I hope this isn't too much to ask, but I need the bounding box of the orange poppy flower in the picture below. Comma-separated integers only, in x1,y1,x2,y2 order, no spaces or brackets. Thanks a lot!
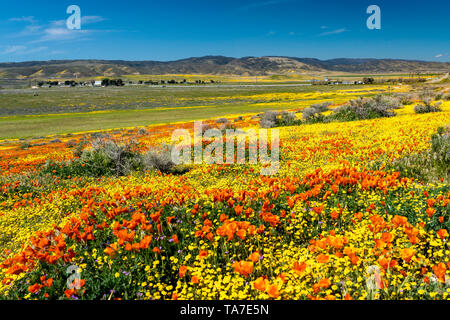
432,263,447,283
234,205,243,216
152,247,161,254
344,293,353,300
198,250,209,259
28,283,43,294
427,198,436,208
317,278,331,288
381,232,393,243
179,265,188,278
267,284,280,298
313,278,331,293
426,207,436,218
437,229,449,240
171,234,179,244
236,229,246,240
104,243,118,257
248,252,260,263
313,206,324,214
330,211,339,220
317,254,330,263
139,235,153,249
64,289,77,298
400,248,415,263
391,215,408,228
191,276,200,284
232,261,254,277
293,261,307,275
253,277,267,292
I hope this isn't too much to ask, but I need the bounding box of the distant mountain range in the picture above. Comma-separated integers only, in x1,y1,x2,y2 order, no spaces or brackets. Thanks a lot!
0,56,449,79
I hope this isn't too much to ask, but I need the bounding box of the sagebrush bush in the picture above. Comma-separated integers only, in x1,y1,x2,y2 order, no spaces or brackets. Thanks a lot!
396,93,415,105
215,118,229,124
329,95,399,122
385,126,449,183
42,138,142,177
19,142,31,150
142,145,175,174
279,111,299,126
83,138,142,176
302,102,332,123
310,102,333,113
302,107,324,122
42,137,192,177
430,126,450,173
218,122,236,134
65,140,77,148
418,88,436,101
259,111,279,128
137,128,148,135
72,139,88,158
259,110,300,128
414,101,442,114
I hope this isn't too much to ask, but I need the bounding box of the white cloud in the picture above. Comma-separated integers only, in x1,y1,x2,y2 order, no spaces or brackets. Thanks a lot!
49,19,66,27
3,45,27,54
27,46,48,54
50,50,66,55
9,16,36,23
8,15,106,43
2,45,47,55
435,54,443,58
32,28,92,43
318,28,348,37
82,16,106,25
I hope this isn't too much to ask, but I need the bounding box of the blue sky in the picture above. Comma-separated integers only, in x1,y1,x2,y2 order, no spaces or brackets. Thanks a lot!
0,0,449,62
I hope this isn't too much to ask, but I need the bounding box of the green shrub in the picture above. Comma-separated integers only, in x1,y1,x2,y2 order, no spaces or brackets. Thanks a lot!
137,128,149,135
260,110,301,128
328,95,399,122
142,145,175,174
41,135,194,178
396,93,415,105
302,102,332,123
19,142,31,150
142,144,190,175
42,138,142,177
414,101,442,114
385,126,449,183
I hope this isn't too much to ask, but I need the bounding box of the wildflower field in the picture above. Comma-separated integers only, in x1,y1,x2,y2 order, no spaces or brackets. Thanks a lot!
0,83,449,300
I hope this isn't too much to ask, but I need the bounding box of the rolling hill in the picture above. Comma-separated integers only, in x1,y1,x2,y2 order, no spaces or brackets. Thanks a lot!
0,56,449,79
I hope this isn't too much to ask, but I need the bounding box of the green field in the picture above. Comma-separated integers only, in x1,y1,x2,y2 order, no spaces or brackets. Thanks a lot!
0,85,314,116
0,84,391,140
